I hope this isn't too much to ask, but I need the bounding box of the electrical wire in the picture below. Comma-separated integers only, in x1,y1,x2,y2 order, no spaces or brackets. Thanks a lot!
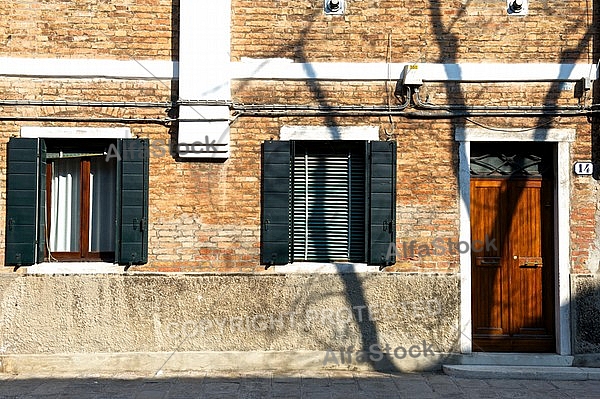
1,87,598,122
411,86,584,112
464,117,556,132
0,99,171,108
0,116,172,124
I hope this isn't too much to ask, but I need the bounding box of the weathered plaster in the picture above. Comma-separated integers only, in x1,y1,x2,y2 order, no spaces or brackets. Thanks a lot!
0,273,459,372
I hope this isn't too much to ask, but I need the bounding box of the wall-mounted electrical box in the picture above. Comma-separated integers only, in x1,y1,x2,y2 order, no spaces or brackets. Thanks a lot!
507,0,528,15
324,0,344,15
402,64,422,86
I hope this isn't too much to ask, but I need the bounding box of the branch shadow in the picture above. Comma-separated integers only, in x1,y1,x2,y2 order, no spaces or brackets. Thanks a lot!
283,9,397,372
427,0,592,354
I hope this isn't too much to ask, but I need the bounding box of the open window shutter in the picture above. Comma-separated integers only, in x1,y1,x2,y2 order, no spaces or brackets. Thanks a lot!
5,138,46,266
116,139,149,265
261,140,291,265
367,141,396,265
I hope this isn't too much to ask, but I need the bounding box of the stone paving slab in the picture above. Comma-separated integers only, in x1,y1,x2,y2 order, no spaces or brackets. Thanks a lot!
443,365,600,381
0,370,599,398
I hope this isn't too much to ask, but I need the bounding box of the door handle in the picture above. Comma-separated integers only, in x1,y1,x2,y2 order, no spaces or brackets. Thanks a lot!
516,256,543,268
520,262,540,268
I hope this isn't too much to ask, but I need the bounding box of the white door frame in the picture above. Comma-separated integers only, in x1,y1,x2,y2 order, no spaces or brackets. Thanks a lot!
455,127,574,355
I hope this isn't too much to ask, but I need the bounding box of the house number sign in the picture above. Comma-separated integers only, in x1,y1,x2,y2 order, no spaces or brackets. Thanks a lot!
573,161,594,175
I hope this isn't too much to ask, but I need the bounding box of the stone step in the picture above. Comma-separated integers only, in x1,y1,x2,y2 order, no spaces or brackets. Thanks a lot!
456,353,573,367
443,365,600,380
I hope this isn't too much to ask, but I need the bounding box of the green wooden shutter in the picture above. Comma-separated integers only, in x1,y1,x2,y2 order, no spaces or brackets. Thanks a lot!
261,140,291,265
116,139,149,265
367,141,397,266
5,138,46,266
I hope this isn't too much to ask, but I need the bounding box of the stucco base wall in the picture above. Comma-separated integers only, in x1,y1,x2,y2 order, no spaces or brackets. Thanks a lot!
0,273,460,373
0,351,462,374
572,275,600,356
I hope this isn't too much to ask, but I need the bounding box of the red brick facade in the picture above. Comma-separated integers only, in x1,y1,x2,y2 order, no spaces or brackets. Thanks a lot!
0,0,175,59
0,0,597,275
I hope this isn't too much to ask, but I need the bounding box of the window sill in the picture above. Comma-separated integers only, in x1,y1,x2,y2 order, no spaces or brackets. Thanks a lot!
25,262,126,275
269,262,380,274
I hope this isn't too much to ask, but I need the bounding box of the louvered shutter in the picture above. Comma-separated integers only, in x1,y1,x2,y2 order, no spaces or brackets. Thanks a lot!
5,138,46,266
293,152,349,261
368,140,397,265
261,139,395,266
261,140,291,265
292,144,365,262
116,139,149,265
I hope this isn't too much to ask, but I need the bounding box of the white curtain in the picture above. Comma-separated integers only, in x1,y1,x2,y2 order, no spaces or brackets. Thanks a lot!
49,156,117,254
89,157,116,252
49,159,81,252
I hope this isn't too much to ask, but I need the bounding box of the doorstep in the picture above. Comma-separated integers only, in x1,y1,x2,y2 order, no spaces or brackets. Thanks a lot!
442,353,600,380
454,353,574,367
443,364,600,380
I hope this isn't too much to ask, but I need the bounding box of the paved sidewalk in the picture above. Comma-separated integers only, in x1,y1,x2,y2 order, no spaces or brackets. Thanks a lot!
1,370,599,399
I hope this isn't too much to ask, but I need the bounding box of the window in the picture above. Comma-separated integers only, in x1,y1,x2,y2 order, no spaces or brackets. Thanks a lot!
5,138,149,266
45,139,117,261
261,140,396,266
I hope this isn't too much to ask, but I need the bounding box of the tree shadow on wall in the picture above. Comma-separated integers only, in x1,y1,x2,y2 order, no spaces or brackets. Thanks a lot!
572,276,600,364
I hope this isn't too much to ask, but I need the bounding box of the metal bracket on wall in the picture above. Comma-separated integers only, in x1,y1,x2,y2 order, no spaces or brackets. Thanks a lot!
507,0,528,15
324,0,344,15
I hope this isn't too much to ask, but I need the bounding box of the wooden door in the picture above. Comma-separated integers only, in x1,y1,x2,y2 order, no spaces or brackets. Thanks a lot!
471,177,555,352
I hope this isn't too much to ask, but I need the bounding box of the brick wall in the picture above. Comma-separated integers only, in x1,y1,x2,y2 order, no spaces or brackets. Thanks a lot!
0,0,598,275
2,79,590,274
0,0,176,60
231,0,592,63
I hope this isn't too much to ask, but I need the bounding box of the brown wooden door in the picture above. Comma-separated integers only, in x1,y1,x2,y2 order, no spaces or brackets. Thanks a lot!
471,178,555,352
